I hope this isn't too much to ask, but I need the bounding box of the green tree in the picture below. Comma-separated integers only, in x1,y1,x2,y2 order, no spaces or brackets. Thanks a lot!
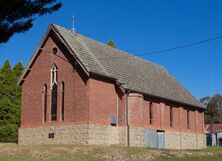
0,0,62,44
200,94,222,124
13,62,24,78
0,60,24,142
107,40,116,48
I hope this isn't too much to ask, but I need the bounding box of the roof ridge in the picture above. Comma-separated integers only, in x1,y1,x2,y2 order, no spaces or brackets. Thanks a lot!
53,24,164,69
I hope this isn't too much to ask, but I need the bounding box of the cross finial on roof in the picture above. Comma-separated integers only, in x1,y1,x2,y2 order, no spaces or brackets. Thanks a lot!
71,15,75,33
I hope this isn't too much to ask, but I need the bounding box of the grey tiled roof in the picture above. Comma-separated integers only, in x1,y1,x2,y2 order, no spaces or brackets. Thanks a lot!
53,24,204,109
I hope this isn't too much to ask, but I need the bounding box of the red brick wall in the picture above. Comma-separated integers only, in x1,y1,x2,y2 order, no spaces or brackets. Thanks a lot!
20,31,204,135
128,93,205,134
172,106,180,131
116,86,126,126
21,32,89,128
88,77,125,125
128,93,145,127
195,110,205,134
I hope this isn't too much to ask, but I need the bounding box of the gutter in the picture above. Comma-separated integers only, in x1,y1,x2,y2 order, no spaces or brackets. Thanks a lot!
89,72,117,81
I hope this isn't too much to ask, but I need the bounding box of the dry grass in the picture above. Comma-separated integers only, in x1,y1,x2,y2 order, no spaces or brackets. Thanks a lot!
0,143,221,161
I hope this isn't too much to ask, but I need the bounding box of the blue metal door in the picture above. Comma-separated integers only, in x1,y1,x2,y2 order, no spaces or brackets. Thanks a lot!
145,129,157,148
157,131,165,148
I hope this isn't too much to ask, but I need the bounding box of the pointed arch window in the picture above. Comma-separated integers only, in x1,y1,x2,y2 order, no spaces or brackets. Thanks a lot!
51,64,58,85
187,110,190,129
149,101,153,124
61,81,65,121
43,84,47,122
170,106,173,127
51,64,58,121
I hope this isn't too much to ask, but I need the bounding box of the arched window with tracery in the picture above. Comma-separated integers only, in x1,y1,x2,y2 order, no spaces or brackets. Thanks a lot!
51,64,58,121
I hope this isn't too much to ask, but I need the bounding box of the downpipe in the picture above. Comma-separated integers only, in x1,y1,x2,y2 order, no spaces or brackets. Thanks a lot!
126,90,130,147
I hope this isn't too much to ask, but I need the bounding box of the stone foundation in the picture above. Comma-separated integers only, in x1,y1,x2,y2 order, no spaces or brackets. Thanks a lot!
19,125,206,149
18,124,127,146
129,127,145,147
87,125,124,145
18,124,90,145
165,131,206,149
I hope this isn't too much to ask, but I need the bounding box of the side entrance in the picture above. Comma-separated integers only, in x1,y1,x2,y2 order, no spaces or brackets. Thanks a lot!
145,129,165,148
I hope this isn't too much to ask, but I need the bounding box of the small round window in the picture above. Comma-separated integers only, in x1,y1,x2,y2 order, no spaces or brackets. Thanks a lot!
52,47,58,55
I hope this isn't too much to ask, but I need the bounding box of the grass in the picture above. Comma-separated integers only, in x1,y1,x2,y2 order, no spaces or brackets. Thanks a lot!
0,156,101,161
154,155,222,161
0,144,221,161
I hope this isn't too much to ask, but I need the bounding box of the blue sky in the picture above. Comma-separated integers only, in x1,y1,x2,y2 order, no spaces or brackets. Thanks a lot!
0,0,222,99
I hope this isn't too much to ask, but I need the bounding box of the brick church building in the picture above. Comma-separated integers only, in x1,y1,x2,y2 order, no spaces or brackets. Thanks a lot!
18,24,206,149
